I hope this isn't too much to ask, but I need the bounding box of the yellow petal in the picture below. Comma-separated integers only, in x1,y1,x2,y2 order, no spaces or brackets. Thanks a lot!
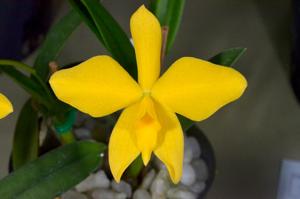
130,5,162,89
49,56,143,117
109,105,140,182
0,93,13,119
154,102,183,183
152,57,247,121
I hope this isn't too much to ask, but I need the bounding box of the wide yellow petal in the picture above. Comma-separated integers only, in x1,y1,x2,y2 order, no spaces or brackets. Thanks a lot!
154,101,183,183
130,5,162,89
49,56,143,117
109,104,140,182
0,93,13,119
152,57,247,121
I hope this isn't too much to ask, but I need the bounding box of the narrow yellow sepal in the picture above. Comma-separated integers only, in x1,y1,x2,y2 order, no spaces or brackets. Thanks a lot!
130,5,162,89
154,101,183,183
109,104,140,182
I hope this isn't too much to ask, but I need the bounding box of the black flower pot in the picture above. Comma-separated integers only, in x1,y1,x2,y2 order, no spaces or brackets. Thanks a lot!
187,125,216,199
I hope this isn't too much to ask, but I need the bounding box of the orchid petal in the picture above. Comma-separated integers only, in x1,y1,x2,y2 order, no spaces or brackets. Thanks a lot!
49,55,143,117
154,102,183,183
130,6,162,89
108,104,140,182
152,57,247,121
0,93,13,119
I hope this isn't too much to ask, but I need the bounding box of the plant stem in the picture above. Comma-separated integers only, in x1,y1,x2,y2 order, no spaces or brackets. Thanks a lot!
53,109,77,144
60,130,76,144
161,26,169,66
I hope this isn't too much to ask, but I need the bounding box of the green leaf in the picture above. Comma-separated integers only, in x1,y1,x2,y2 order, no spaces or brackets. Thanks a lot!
34,9,82,80
0,60,55,110
0,66,50,107
179,47,247,131
149,0,185,54
125,155,144,179
0,141,106,199
68,0,104,43
178,114,193,131
13,99,39,170
210,48,247,66
69,0,137,79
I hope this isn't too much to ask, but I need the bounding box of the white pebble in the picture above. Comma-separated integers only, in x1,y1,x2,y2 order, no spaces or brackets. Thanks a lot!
91,189,127,199
156,168,170,179
181,163,196,186
141,169,156,189
150,178,169,198
62,190,88,199
150,170,170,199
75,175,94,192
133,189,152,199
167,187,197,199
74,128,91,140
94,170,110,188
183,144,193,163
75,170,110,192
186,137,201,160
190,181,206,194
192,159,208,182
111,180,132,198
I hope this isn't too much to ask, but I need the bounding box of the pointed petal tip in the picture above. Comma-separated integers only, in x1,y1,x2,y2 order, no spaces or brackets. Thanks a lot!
8,103,13,114
241,73,248,91
141,151,152,165
170,175,181,184
49,71,59,90
132,4,158,27
166,160,182,184
136,5,149,13
132,4,159,26
231,68,248,99
163,163,182,184
112,174,121,183
7,100,13,114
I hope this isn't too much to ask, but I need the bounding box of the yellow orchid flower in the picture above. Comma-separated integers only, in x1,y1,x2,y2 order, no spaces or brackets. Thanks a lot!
49,5,247,183
0,93,13,119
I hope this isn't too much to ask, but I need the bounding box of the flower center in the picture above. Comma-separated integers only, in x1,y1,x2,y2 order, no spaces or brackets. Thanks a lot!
143,89,151,96
133,96,161,165
140,112,154,125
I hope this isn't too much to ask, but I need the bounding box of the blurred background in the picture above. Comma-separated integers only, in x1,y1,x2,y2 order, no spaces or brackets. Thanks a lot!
0,0,297,198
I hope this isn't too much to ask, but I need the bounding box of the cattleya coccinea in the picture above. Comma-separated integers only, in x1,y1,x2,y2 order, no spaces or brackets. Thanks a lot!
0,93,13,119
49,5,247,183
